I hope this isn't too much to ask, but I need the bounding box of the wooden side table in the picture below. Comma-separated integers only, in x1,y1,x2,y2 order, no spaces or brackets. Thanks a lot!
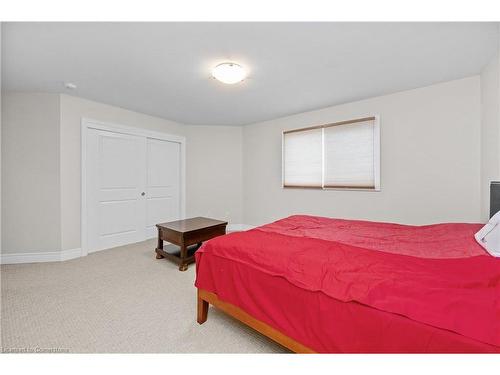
155,217,228,271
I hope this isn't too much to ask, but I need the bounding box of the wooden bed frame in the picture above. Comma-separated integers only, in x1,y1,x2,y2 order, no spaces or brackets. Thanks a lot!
197,288,315,353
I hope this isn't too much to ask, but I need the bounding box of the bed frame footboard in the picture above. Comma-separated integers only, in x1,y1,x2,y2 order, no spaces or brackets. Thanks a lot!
196,288,315,353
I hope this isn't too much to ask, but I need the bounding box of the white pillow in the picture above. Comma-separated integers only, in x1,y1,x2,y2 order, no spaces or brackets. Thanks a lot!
475,211,500,257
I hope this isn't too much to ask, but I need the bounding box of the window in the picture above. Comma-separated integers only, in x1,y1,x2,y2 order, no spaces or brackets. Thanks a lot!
282,116,380,190
282,128,323,188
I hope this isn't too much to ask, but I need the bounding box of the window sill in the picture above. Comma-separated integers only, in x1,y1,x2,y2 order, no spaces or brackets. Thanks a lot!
283,185,380,192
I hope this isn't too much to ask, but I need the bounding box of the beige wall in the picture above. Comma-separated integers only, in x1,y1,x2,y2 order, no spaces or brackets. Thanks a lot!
480,54,500,221
184,125,243,224
59,95,244,250
2,92,61,253
0,75,491,256
242,77,482,226
1,92,244,253
59,94,186,251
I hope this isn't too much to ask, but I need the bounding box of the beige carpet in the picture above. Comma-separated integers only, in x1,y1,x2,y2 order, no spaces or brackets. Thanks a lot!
1,239,287,353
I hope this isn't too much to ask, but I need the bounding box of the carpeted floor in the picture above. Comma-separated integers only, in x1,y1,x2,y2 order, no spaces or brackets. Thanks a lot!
1,239,287,353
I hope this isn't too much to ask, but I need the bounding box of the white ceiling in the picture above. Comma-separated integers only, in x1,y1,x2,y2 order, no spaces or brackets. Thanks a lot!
2,22,498,125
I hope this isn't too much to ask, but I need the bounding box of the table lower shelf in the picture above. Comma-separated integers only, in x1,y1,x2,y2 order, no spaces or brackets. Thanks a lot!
155,243,201,269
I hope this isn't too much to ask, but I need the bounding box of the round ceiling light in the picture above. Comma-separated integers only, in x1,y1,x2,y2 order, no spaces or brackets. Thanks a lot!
211,62,247,84
64,82,77,90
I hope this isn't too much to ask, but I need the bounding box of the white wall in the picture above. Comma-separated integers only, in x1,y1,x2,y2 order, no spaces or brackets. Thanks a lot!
1,93,61,253
59,94,187,251
1,92,244,255
59,95,245,250
480,54,500,221
479,27,500,221
0,75,491,259
184,125,243,224
243,77,482,226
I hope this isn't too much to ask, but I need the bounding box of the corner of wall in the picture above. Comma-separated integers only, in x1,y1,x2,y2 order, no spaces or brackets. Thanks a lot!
1,92,62,254
479,27,500,222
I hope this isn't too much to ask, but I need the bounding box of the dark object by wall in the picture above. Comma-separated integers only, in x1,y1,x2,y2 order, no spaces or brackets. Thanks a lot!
490,181,500,218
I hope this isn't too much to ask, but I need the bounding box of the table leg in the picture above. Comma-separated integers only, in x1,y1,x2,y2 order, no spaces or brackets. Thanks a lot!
179,243,188,271
155,228,164,259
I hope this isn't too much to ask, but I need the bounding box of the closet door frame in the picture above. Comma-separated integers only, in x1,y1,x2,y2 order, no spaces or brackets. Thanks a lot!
81,118,186,257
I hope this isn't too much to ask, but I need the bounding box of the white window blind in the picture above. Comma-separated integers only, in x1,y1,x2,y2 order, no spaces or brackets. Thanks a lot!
324,119,375,188
283,128,322,187
282,116,380,190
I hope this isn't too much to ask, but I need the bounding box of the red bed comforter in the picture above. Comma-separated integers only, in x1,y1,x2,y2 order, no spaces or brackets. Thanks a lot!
195,215,500,351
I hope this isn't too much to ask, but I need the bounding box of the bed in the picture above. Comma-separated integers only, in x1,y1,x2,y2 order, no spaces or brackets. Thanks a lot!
194,215,500,353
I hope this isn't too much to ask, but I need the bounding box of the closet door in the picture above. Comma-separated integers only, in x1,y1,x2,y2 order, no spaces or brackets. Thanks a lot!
87,129,147,252
145,138,181,238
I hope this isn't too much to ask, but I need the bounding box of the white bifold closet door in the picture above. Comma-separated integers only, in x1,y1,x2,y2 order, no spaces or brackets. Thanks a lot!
145,138,181,238
86,129,181,253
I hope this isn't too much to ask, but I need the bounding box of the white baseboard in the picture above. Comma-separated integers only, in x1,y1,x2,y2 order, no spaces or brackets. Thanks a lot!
60,248,83,261
1,223,255,265
1,248,82,265
227,223,256,232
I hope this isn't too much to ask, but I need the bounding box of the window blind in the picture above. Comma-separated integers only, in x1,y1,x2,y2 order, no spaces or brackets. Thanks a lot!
324,119,375,188
282,116,379,190
283,128,322,187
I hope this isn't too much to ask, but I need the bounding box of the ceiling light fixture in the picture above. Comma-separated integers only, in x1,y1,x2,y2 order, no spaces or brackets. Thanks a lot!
64,82,77,90
211,62,247,84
